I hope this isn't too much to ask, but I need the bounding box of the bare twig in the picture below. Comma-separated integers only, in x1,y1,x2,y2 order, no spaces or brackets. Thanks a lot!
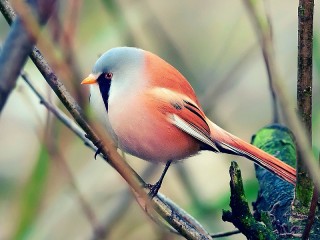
211,229,241,238
21,72,98,153
262,0,279,123
242,1,279,124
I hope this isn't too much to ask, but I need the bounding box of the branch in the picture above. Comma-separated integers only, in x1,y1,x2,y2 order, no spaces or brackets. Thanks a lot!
252,124,295,234
0,0,56,112
222,162,276,239
296,0,314,207
297,0,313,139
296,1,316,238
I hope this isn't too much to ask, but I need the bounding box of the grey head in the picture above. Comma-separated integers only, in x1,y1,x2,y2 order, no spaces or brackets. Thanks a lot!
92,47,145,76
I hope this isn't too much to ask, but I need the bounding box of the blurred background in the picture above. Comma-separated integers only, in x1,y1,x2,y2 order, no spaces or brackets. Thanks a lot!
0,0,319,239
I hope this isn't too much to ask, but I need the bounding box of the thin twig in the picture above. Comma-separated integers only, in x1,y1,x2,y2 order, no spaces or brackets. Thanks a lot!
262,0,279,123
21,71,98,153
173,228,241,238
302,185,318,239
211,229,241,238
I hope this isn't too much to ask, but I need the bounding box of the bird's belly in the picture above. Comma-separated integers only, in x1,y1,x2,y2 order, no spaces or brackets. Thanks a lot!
108,100,200,163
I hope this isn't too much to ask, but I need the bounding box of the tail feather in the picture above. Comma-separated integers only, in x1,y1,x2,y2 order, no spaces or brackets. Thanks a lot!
208,120,296,185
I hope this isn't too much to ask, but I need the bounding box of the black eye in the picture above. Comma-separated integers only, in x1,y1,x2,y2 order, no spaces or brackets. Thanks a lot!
105,72,113,80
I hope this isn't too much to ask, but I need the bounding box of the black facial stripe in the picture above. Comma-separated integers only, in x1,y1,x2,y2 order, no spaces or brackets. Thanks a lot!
97,74,111,112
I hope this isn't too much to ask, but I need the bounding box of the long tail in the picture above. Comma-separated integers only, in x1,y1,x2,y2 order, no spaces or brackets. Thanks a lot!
207,120,296,185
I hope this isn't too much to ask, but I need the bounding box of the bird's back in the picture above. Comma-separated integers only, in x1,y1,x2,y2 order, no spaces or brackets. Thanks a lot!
143,51,201,107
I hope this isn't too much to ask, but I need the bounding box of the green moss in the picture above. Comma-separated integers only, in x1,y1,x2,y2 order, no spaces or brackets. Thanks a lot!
295,182,314,214
298,5,305,16
252,125,296,168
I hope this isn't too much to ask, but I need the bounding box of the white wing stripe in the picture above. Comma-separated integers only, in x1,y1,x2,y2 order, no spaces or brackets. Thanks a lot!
168,114,219,152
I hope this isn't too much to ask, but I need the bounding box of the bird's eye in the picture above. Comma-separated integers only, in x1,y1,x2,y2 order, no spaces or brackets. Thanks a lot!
105,72,113,80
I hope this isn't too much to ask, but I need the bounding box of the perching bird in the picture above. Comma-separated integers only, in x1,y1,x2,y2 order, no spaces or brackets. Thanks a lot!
82,47,296,196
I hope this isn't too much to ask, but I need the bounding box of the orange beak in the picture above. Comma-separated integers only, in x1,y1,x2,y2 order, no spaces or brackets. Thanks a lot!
81,74,98,85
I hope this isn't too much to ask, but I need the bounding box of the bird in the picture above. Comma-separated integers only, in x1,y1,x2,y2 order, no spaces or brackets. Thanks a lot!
81,47,296,196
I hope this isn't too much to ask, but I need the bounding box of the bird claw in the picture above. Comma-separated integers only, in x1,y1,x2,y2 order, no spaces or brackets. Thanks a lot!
94,147,101,159
146,160,172,198
146,181,161,198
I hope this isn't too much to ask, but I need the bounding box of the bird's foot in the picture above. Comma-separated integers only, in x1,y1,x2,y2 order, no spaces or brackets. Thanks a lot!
145,160,172,198
94,147,101,159
146,181,162,198
94,146,107,160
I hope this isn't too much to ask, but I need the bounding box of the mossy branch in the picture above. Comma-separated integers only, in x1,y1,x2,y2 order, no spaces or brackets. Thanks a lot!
222,161,276,240
252,125,297,236
296,0,314,207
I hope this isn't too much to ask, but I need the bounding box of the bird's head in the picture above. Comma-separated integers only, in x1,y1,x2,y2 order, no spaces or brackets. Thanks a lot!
81,47,145,96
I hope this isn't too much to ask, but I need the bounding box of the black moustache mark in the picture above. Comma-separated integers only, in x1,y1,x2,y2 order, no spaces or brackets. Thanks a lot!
97,74,111,112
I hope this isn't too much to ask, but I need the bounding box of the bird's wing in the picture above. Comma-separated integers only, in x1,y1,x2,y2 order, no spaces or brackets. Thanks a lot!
148,87,219,152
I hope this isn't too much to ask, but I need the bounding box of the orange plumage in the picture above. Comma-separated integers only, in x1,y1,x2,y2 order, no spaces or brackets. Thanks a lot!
82,47,296,188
